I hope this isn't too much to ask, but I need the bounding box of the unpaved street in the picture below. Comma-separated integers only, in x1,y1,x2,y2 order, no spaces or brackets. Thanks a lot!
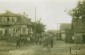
8,41,85,55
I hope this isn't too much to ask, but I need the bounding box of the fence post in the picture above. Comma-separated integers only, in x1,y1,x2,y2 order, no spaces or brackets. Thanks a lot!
70,47,71,54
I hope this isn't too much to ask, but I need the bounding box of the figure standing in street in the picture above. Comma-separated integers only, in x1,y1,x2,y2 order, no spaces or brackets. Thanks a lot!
16,38,21,48
50,36,53,48
49,34,54,48
42,33,54,48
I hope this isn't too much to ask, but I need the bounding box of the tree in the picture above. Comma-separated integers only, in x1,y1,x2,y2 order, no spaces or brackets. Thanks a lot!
69,0,85,23
32,22,45,34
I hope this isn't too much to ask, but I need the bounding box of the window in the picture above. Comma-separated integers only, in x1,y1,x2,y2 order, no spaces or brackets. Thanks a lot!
9,28,13,34
0,28,5,35
22,28,26,34
21,25,27,27
13,17,17,22
7,17,9,22
5,29,9,34
13,29,16,33
2,17,7,22
26,29,28,34
9,17,12,22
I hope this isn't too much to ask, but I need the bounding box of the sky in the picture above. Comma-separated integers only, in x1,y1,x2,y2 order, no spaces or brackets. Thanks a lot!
0,0,79,30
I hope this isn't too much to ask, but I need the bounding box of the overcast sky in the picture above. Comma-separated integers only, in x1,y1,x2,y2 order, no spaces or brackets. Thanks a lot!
0,0,79,30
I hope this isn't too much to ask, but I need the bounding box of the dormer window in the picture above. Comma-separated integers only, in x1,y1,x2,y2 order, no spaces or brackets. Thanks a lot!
1,17,17,23
13,17,17,22
7,17,9,22
9,17,12,22
2,17,7,22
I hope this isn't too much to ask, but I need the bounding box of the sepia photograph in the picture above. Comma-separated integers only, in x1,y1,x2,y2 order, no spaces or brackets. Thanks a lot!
0,0,85,55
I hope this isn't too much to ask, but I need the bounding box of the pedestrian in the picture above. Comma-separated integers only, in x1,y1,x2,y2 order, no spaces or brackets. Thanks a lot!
39,37,42,45
42,37,48,47
49,34,53,48
50,37,53,48
16,38,21,48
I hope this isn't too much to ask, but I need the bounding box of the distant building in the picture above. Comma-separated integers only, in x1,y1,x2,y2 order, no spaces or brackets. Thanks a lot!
0,10,32,41
60,23,71,40
65,28,74,43
47,30,61,39
47,30,57,37
60,23,73,43
60,23,71,31
55,30,61,40
72,18,85,43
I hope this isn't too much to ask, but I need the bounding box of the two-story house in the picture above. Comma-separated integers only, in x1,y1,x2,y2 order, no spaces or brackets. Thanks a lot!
0,10,32,41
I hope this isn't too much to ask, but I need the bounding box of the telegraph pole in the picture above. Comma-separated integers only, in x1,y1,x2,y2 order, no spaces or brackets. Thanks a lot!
57,23,59,40
57,22,60,40
34,7,37,43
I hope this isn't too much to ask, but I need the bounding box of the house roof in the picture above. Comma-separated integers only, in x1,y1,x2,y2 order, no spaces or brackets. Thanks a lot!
14,14,31,25
0,11,18,17
72,18,85,33
0,11,31,25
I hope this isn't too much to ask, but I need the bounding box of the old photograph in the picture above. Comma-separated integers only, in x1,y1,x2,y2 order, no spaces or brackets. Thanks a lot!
0,0,84,55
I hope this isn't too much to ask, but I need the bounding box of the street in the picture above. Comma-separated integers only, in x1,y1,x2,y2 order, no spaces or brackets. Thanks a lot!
0,40,85,55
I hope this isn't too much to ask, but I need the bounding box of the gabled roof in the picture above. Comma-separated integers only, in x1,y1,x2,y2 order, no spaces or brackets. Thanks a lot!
0,11,18,17
14,14,31,25
0,10,31,25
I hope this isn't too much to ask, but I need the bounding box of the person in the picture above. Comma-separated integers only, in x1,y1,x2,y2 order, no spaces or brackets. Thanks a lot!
49,34,53,48
42,33,54,48
16,38,21,48
50,37,53,48
42,36,48,47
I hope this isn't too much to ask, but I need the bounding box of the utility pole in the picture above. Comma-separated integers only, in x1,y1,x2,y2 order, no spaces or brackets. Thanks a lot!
57,22,60,40
57,23,59,40
34,7,37,43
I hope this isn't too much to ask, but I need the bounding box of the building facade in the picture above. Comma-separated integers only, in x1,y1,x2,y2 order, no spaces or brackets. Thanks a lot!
60,23,71,40
0,11,32,41
60,23,73,43
72,18,85,43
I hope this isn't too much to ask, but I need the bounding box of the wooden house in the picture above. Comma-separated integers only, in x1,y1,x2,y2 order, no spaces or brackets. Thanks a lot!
0,10,32,41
